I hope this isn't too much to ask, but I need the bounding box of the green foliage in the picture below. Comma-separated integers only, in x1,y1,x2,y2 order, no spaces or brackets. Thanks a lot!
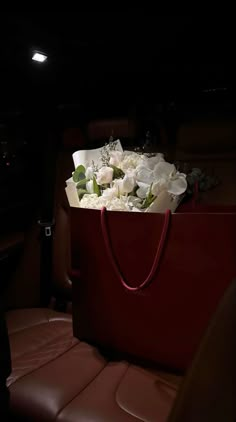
109,165,125,179
72,165,86,183
76,178,89,189
93,176,101,196
141,184,156,209
76,188,88,199
186,168,219,195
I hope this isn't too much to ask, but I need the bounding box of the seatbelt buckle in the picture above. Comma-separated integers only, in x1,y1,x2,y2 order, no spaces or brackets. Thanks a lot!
38,220,55,237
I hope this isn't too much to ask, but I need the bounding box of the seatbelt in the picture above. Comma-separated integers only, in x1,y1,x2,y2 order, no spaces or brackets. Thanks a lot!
38,129,58,307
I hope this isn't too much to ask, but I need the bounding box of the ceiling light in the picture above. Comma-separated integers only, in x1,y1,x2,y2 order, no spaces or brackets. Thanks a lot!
32,52,47,63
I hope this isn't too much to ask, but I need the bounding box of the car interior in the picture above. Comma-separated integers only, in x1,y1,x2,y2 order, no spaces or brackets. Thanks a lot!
1,12,236,421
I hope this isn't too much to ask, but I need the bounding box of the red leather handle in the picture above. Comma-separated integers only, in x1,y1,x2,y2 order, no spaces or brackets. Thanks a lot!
101,208,171,291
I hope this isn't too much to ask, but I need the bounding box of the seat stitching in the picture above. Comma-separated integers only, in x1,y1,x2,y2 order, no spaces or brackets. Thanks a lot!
114,364,147,421
9,325,75,361
53,360,109,421
9,340,80,387
55,362,145,422
10,337,77,370
115,365,178,421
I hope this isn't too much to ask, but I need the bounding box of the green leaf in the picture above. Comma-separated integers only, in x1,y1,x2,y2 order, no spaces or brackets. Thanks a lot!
93,176,101,196
76,178,89,189
141,184,156,209
141,195,156,209
109,165,125,179
77,188,88,199
72,165,86,182
75,164,86,174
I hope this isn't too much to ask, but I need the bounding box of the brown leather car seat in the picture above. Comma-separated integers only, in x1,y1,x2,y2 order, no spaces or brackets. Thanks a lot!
175,117,236,204
7,307,181,421
6,277,236,421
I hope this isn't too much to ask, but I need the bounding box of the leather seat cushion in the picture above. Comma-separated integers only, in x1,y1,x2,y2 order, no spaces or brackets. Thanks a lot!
7,308,181,421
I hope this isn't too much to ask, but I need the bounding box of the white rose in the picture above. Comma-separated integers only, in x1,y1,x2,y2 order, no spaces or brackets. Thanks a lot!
96,166,114,185
122,174,136,194
112,175,135,195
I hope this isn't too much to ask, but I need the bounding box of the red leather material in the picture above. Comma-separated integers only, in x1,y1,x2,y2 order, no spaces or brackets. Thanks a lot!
57,364,178,422
71,208,236,370
7,309,180,421
7,308,71,335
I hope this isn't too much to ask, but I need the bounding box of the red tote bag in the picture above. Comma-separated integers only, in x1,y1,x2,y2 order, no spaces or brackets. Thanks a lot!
70,207,236,371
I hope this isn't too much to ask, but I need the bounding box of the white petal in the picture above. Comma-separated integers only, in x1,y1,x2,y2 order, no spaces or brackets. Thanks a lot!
85,166,94,179
136,166,154,184
109,151,123,166
151,179,168,196
86,180,94,194
136,182,150,199
153,162,176,179
142,154,165,170
122,175,136,194
167,176,187,195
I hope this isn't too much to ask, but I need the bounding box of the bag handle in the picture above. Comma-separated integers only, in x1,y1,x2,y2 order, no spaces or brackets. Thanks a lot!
101,207,171,291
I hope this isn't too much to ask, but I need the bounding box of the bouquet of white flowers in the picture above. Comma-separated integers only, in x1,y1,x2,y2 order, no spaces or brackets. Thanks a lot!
65,139,188,213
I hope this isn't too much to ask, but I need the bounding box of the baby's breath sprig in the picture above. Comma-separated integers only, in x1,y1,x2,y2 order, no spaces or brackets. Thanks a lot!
100,138,119,166
91,160,99,172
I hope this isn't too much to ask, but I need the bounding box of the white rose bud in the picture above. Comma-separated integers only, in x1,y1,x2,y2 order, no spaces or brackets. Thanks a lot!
86,180,94,194
85,166,94,180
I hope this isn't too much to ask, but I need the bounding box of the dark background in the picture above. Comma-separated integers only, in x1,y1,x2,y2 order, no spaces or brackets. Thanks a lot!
0,12,235,233
0,12,235,112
